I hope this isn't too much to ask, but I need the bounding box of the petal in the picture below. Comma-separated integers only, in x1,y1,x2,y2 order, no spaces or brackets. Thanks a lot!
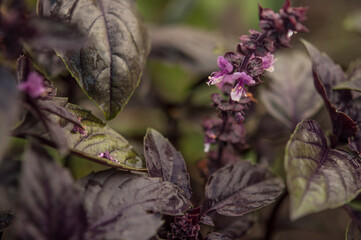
204,143,211,153
230,83,246,102
261,53,276,71
233,72,255,85
217,56,233,73
207,75,223,86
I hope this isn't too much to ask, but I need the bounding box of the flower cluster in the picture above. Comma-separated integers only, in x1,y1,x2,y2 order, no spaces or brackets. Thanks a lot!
169,208,201,240
202,0,307,174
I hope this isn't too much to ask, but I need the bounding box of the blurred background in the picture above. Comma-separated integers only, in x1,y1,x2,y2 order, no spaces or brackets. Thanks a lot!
6,0,361,239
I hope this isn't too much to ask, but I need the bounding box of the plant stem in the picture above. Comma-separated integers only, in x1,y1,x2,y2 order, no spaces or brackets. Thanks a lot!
240,31,268,70
264,191,288,240
215,113,229,166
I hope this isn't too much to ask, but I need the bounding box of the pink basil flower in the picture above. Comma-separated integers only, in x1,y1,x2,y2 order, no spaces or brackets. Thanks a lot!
230,72,255,102
207,56,234,86
261,53,276,72
18,71,46,98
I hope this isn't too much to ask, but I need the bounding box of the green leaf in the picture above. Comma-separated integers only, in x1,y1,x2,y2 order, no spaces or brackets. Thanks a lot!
0,67,18,164
285,120,361,220
15,98,146,171
51,0,150,120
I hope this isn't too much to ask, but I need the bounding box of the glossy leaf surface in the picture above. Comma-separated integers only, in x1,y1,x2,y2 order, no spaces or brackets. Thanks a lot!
52,0,150,120
285,120,361,220
144,128,192,199
203,161,284,216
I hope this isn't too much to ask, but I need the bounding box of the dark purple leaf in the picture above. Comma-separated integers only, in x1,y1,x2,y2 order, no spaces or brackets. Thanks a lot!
26,97,69,155
35,99,82,127
203,161,284,216
302,40,348,102
78,169,192,217
86,208,163,240
0,213,13,232
350,131,361,157
204,232,231,240
0,156,21,188
16,55,31,84
0,67,18,164
51,0,150,120
16,144,87,240
302,40,354,107
302,40,357,141
0,157,20,219
343,97,361,125
260,51,323,129
144,128,192,199
77,169,192,240
200,215,214,226
285,120,361,220
209,213,256,239
37,0,58,17
313,71,357,142
302,40,353,104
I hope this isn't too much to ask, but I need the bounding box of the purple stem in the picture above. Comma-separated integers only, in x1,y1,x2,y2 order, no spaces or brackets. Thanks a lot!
213,31,268,166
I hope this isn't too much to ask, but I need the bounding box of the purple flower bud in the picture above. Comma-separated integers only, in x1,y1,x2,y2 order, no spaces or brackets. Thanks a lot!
261,52,276,72
235,112,245,123
18,71,46,98
258,0,308,48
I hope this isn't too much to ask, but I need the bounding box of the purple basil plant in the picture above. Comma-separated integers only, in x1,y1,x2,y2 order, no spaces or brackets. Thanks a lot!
1,0,361,240
202,0,308,175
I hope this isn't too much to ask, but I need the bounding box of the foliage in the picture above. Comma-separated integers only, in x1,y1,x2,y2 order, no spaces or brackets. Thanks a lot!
0,0,361,240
